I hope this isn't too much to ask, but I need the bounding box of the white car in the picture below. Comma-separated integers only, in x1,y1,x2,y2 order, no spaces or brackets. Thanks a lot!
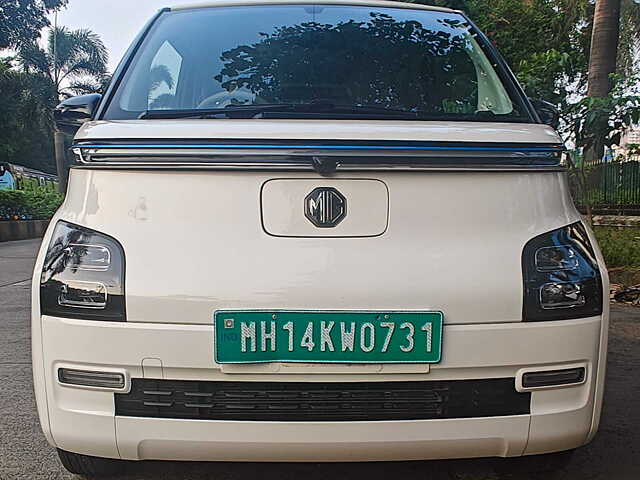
33,0,608,477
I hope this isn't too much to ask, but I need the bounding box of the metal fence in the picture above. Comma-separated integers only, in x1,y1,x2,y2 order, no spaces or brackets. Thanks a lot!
572,155,640,215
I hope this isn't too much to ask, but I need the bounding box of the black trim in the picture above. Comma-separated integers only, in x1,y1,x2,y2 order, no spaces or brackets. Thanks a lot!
40,220,127,322
522,367,586,388
115,378,531,422
521,222,603,322
304,187,347,227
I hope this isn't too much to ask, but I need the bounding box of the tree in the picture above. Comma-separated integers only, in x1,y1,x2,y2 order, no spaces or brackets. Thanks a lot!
18,26,109,100
0,0,67,49
0,59,57,173
16,26,109,192
406,0,594,105
588,0,622,97
215,14,477,113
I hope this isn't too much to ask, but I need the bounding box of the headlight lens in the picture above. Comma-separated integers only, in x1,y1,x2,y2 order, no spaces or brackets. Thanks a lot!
40,221,126,321
522,222,603,321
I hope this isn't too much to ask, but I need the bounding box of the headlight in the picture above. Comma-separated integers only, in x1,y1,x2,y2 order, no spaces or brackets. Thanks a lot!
40,221,126,321
522,222,603,321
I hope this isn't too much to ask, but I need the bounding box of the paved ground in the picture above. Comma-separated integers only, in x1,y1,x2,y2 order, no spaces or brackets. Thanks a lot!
0,238,638,480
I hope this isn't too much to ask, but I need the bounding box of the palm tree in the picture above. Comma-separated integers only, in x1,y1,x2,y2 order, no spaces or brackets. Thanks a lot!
17,26,108,193
587,0,622,97
18,26,108,100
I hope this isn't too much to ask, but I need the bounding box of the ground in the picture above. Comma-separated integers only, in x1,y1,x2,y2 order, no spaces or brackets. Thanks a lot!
0,238,638,480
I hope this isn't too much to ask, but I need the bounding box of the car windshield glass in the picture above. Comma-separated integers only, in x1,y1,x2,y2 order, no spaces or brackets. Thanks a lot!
104,4,530,122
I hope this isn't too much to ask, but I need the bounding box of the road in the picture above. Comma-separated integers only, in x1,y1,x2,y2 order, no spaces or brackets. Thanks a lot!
0,238,638,480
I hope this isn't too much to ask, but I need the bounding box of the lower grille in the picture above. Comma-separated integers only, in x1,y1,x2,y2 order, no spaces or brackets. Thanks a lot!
115,378,530,422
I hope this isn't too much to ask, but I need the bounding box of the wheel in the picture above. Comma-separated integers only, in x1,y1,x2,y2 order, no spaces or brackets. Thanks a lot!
57,449,125,478
494,449,575,475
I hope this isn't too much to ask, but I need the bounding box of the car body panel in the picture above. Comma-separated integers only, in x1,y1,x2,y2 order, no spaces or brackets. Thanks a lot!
56,167,579,326
31,0,608,465
75,120,561,145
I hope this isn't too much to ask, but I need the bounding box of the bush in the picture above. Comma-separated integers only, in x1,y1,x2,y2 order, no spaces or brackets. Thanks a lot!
0,188,63,220
593,227,640,268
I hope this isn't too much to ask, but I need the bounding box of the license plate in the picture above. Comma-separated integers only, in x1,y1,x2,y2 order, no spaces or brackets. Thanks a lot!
214,310,443,364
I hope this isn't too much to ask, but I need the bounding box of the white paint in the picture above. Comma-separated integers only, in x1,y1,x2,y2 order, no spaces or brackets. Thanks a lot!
260,321,276,352
33,314,605,461
380,322,395,353
422,323,433,353
77,120,561,145
360,323,375,352
400,322,414,353
53,168,582,326
30,17,609,459
262,179,388,238
300,322,315,352
282,322,294,352
240,322,256,353
340,322,356,352
320,321,335,352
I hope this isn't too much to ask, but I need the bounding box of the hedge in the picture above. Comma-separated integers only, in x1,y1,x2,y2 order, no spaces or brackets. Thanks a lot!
0,188,63,221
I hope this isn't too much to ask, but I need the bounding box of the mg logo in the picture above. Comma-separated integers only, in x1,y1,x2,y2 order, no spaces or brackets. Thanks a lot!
304,187,347,228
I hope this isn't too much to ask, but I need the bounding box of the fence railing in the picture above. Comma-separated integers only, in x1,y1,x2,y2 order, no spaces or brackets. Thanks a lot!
572,155,640,215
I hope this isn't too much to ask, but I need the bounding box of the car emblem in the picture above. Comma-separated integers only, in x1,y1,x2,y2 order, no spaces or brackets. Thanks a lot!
304,187,347,228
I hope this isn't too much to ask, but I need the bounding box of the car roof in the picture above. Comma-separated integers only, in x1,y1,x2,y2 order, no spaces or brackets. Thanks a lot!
170,0,456,14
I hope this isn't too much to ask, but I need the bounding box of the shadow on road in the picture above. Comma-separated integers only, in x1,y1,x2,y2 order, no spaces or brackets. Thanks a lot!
108,457,566,480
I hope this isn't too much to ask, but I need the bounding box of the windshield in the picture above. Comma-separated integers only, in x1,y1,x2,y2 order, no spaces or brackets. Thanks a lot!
103,4,530,122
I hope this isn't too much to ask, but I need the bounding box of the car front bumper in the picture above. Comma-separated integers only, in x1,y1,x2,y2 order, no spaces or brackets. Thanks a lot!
33,313,606,462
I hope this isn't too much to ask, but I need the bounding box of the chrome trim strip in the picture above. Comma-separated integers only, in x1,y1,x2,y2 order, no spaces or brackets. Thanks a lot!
73,163,566,172
76,143,561,152
77,150,560,160
71,142,565,170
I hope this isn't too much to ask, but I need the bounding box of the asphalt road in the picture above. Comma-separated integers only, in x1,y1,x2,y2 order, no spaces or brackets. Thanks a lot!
0,238,638,480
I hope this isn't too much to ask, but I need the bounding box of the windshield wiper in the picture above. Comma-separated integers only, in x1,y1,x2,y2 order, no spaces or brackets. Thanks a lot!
138,102,423,120
138,103,527,122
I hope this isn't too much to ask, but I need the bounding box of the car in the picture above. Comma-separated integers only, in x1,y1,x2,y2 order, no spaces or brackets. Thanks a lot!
33,0,609,477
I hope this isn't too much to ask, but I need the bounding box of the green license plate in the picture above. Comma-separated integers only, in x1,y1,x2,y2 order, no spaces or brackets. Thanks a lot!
214,310,443,364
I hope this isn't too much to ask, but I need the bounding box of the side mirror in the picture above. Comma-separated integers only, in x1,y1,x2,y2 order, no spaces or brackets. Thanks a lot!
54,94,102,135
529,98,560,130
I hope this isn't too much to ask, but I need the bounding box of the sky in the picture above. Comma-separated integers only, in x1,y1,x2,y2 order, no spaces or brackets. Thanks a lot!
48,0,200,72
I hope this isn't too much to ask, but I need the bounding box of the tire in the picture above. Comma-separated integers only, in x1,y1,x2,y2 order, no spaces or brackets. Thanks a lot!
57,449,125,478
494,449,575,475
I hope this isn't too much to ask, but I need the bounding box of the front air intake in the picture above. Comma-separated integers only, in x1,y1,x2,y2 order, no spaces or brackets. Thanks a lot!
115,378,530,422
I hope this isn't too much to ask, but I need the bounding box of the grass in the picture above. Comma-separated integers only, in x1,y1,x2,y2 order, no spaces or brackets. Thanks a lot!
593,226,640,268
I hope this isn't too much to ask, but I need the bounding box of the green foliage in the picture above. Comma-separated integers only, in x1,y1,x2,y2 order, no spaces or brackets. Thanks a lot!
18,26,109,98
407,1,637,110
0,188,63,220
618,0,640,79
1,23,109,177
0,59,57,173
215,13,478,112
594,227,640,268
516,50,573,106
407,0,594,105
0,0,67,49
69,73,112,96
566,74,640,156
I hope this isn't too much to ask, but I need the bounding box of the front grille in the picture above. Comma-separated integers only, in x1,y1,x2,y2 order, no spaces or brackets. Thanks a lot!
115,378,530,422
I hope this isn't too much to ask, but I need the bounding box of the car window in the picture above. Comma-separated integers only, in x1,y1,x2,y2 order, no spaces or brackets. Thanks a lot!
105,4,528,122
148,41,183,110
